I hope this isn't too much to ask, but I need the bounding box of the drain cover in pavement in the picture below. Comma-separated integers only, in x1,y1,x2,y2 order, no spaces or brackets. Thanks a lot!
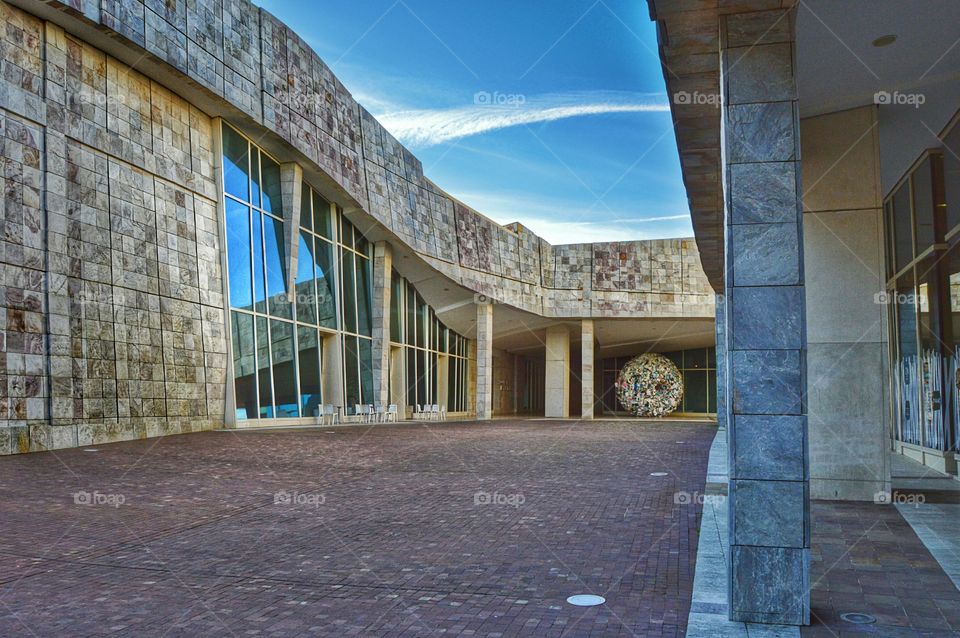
840,612,876,625
650,472,669,477
566,595,605,606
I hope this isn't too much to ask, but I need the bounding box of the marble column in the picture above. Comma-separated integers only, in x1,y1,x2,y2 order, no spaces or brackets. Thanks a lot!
545,325,570,418
475,302,493,420
371,241,392,409
581,320,595,420
722,8,809,625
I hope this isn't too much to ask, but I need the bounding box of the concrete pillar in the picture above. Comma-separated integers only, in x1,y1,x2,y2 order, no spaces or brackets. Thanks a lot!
721,8,809,625
475,302,493,420
581,320,595,420
371,241,392,408
545,325,570,418
800,107,891,501
322,333,343,410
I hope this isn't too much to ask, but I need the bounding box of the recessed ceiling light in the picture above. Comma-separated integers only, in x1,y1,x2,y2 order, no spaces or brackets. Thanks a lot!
872,34,897,47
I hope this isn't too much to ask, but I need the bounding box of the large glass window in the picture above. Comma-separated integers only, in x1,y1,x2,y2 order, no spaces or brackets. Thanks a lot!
222,122,377,420
222,122,465,421
390,270,471,412
884,149,954,452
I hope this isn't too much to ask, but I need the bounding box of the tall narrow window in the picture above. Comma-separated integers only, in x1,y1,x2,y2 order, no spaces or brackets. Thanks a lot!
355,254,372,336
225,200,252,310
232,311,256,419
256,316,273,418
298,325,322,417
296,231,319,325
222,125,250,201
271,320,298,417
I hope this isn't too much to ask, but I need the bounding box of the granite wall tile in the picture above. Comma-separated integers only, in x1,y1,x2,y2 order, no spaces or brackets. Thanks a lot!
726,43,795,105
729,162,798,224
731,415,806,481
731,222,800,286
730,349,803,415
731,479,806,547
730,286,804,350
726,102,796,164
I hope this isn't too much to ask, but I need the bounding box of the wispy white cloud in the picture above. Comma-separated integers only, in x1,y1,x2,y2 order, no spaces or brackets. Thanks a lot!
448,189,692,244
508,216,693,245
376,91,670,147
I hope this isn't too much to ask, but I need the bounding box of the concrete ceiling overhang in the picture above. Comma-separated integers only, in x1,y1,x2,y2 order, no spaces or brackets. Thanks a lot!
646,0,798,293
650,0,960,292
492,317,716,357
795,0,960,194
795,1,960,120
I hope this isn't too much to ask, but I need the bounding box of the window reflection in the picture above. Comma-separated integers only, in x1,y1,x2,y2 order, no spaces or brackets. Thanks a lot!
298,325,322,417
885,149,953,452
232,311,256,419
271,320,298,417
222,122,453,421
263,215,291,318
222,124,249,202
226,200,252,310
390,270,471,412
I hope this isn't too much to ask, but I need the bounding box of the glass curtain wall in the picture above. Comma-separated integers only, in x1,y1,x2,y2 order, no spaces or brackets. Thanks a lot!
885,144,958,452
389,269,471,412
222,121,373,420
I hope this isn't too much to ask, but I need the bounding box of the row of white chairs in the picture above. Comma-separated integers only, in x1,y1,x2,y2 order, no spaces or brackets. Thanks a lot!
413,404,447,421
354,404,400,424
315,403,444,425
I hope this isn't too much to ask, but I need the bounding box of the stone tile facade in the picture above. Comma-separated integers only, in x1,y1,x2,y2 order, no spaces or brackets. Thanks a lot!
0,1,226,453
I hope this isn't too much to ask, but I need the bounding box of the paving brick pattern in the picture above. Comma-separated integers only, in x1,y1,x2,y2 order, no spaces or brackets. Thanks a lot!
0,420,715,637
803,501,960,637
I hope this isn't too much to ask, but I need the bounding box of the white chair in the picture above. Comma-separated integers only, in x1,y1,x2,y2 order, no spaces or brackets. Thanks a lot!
386,404,398,422
439,405,447,421
374,404,385,423
430,404,440,420
323,404,339,425
354,404,365,423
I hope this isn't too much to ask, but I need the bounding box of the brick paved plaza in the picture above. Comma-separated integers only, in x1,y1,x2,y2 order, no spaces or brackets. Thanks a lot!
0,420,716,637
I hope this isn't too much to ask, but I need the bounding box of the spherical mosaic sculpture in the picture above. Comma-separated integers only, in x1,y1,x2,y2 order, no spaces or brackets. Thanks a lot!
616,353,683,417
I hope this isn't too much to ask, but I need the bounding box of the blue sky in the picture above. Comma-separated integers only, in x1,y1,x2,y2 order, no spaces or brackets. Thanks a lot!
256,0,691,244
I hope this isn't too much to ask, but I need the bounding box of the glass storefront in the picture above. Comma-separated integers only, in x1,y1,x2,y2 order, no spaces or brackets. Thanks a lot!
389,270,470,412
885,137,959,453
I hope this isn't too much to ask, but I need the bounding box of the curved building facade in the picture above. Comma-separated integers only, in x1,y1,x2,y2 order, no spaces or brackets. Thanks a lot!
0,0,714,454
